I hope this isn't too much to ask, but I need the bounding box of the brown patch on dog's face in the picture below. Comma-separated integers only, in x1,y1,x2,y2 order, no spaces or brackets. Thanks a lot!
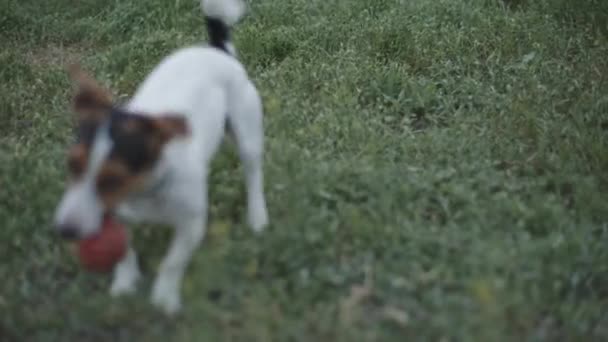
107,113,188,171
66,143,89,181
92,111,189,207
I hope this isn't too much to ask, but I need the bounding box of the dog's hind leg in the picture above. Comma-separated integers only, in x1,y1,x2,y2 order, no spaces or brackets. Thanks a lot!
228,82,269,232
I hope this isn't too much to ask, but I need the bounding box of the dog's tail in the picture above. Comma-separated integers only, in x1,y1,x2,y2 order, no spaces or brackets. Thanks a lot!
201,0,245,56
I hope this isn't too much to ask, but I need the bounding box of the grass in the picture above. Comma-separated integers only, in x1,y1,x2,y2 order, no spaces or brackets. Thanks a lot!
1,0,608,340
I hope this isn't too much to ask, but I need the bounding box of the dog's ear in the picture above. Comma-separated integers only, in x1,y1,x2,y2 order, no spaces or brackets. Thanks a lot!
151,115,190,143
67,63,112,120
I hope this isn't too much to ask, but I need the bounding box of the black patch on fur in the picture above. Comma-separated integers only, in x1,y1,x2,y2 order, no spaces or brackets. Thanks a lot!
107,109,158,173
206,16,231,53
75,120,98,145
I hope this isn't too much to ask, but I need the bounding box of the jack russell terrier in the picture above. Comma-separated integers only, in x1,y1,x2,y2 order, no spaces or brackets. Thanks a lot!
53,0,268,314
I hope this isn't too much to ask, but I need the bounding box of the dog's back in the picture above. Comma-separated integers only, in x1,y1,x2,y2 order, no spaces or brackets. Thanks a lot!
126,46,246,124
125,0,256,158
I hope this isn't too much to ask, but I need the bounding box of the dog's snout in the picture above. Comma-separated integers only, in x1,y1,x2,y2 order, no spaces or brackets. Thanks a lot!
56,224,80,240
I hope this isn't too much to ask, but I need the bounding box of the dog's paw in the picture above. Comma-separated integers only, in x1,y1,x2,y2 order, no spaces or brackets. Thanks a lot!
110,273,140,297
110,260,140,296
151,280,181,315
110,273,139,296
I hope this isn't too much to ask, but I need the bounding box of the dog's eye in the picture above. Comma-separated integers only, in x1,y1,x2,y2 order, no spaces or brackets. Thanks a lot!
67,157,84,176
67,146,87,177
97,174,124,193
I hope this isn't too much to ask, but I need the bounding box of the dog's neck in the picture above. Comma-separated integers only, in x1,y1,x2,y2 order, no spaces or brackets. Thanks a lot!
129,161,172,200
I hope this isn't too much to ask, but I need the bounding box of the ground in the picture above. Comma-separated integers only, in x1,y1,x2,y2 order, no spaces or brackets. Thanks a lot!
1,0,607,340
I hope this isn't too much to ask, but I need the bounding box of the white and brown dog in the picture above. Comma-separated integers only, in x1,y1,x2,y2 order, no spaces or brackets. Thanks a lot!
53,0,268,314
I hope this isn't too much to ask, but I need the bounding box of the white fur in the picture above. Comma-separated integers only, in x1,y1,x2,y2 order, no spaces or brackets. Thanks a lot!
202,0,245,25
54,0,268,315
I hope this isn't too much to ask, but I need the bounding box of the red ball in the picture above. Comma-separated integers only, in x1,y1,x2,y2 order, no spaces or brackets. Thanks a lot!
78,216,127,273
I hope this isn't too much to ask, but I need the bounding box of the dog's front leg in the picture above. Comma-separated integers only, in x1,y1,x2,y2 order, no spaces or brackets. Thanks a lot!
110,247,141,296
151,215,206,314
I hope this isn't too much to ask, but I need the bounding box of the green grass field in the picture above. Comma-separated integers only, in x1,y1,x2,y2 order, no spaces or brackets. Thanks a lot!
1,0,608,340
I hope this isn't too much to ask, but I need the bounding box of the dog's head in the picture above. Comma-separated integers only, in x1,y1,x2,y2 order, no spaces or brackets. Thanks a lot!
53,65,189,239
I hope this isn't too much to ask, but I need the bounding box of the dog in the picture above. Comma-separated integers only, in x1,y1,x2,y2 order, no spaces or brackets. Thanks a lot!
53,0,268,314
